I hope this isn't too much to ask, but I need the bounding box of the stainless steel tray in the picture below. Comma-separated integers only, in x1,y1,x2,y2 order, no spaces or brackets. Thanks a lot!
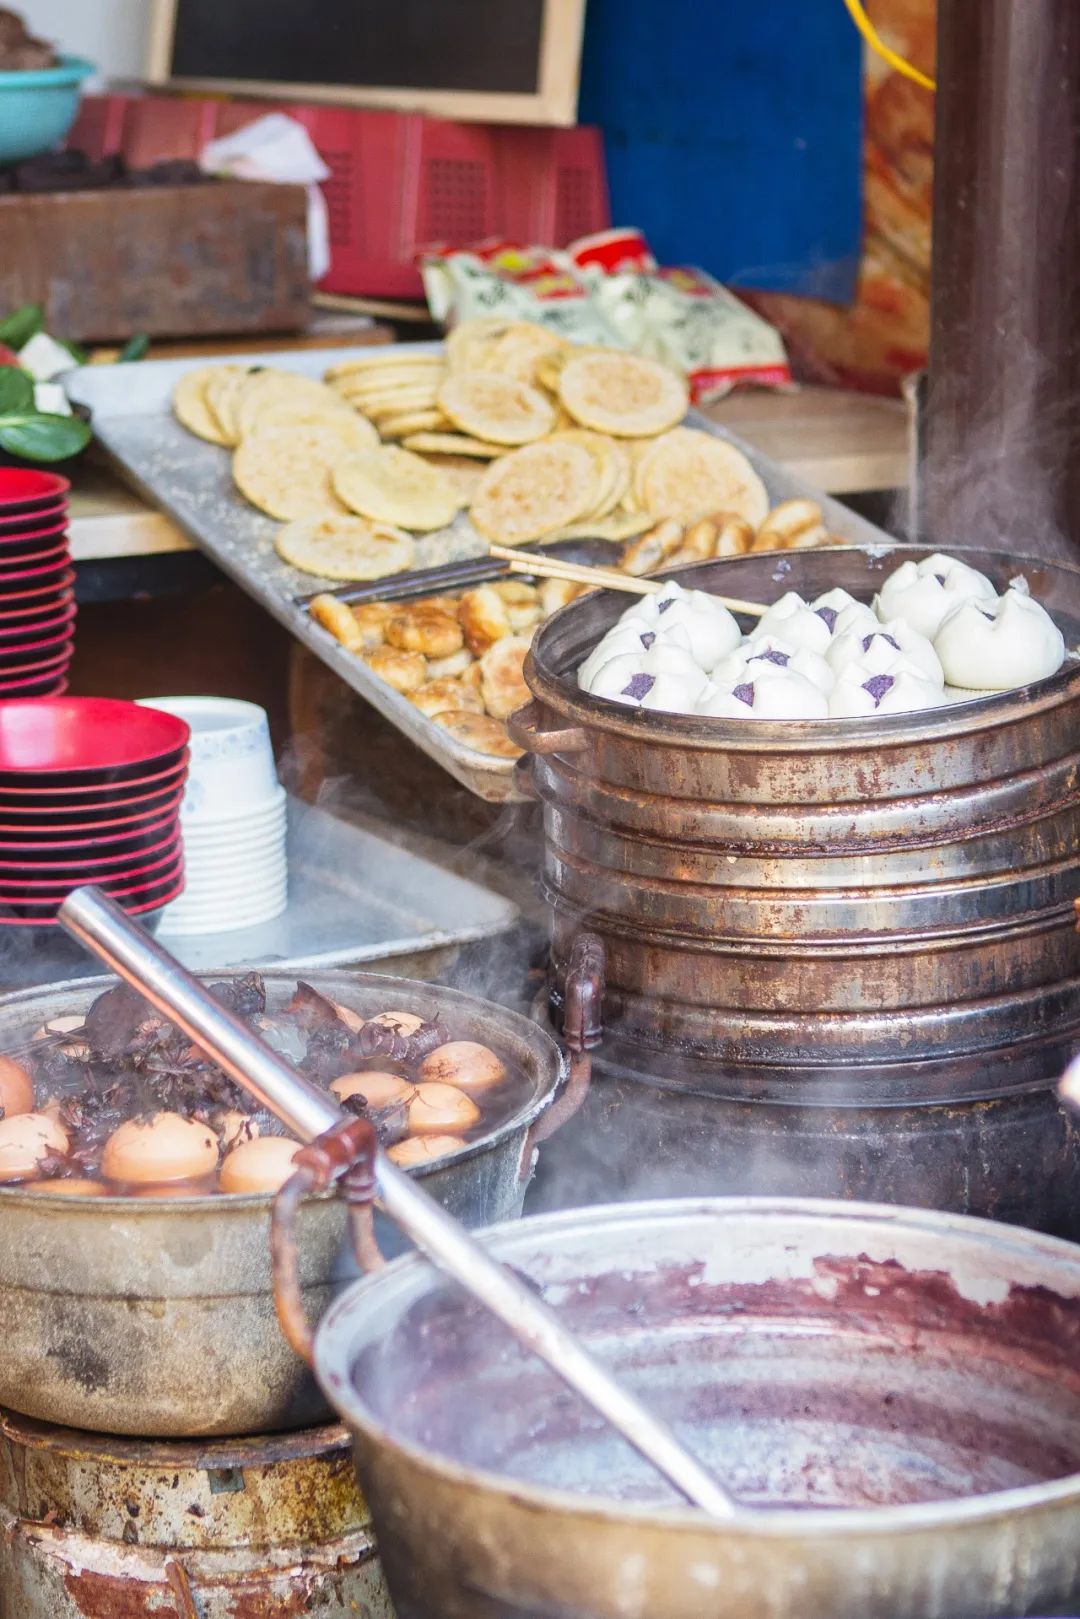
65,344,898,801
0,797,519,991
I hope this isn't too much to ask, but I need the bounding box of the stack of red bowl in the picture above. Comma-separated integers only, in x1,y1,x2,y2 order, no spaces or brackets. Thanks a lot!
0,470,76,696
0,698,190,929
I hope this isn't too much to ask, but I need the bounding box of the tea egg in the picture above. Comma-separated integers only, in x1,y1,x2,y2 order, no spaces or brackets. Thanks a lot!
387,1134,465,1167
330,1071,416,1109
419,1041,506,1093
26,1177,107,1198
369,1010,425,1036
219,1135,302,1195
101,1112,219,1185
0,1112,69,1183
408,1082,481,1136
0,1056,34,1118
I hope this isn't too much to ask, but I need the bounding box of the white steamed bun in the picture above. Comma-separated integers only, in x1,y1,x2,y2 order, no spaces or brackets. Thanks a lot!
586,640,710,714
741,634,835,695
828,657,948,718
873,552,996,639
933,588,1065,690
810,588,878,641
827,617,943,686
698,665,829,720
636,581,742,670
749,592,832,656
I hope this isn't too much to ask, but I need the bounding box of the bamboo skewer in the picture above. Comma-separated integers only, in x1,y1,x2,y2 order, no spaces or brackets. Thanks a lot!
487,545,768,619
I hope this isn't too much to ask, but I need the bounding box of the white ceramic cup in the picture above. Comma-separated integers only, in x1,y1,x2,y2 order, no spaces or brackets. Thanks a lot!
137,698,280,823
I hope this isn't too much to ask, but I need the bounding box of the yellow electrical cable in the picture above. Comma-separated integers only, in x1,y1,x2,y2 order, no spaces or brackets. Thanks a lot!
842,0,936,91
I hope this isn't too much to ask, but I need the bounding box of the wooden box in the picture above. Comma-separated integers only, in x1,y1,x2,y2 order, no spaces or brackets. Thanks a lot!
0,181,310,342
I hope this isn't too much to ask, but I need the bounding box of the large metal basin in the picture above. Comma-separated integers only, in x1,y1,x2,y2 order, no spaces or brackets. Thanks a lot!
0,968,564,1438
517,545,1080,1090
315,1197,1080,1619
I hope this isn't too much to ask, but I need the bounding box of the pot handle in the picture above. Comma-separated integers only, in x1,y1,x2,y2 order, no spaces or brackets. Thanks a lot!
271,1116,386,1369
519,931,605,1180
507,699,588,756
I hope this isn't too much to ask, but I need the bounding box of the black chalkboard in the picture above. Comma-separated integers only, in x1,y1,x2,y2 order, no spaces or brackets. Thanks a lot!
168,0,545,95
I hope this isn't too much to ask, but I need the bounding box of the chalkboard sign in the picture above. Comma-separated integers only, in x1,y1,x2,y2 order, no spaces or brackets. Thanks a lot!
147,0,585,125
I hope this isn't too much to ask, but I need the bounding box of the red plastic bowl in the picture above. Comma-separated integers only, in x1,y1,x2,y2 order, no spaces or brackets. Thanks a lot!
0,751,188,802
0,654,72,692
0,780,181,825
0,871,184,924
0,824,181,874
0,500,66,537
0,604,76,645
0,633,75,670
0,839,183,893
0,784,183,836
0,698,190,785
0,470,70,514
0,555,71,595
0,672,68,699
0,794,182,840
0,807,180,858
0,589,73,624
0,518,67,547
0,570,75,610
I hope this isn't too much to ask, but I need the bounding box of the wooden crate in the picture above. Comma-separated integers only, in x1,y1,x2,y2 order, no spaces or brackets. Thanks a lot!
0,181,310,342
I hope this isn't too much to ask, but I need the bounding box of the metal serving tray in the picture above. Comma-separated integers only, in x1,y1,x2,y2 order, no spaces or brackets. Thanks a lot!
0,797,519,991
66,344,897,802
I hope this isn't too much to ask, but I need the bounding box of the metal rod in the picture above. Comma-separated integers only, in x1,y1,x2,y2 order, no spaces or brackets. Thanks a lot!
58,885,741,1521
60,888,339,1142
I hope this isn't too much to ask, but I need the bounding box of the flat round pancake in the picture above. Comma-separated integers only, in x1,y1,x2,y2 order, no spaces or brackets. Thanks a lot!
558,351,688,437
173,365,241,445
275,514,415,579
638,426,769,526
470,440,596,545
437,372,555,446
333,446,463,532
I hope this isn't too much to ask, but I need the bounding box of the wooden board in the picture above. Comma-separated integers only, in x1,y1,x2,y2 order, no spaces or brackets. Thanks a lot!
0,183,310,343
146,0,586,125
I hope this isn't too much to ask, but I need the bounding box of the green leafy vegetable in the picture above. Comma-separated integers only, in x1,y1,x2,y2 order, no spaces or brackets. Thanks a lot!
118,334,150,363
0,366,35,415
0,414,91,462
0,303,44,351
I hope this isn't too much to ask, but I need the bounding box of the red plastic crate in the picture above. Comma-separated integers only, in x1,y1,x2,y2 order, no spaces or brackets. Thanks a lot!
68,94,609,301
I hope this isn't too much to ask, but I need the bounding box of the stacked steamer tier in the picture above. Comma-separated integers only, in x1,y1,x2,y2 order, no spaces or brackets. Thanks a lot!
0,698,188,930
520,544,1080,1235
0,471,76,696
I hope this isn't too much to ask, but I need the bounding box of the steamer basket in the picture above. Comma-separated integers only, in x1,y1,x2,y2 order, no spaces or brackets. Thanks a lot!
518,546,1080,1095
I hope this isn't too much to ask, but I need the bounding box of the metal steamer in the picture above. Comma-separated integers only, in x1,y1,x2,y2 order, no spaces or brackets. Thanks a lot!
514,546,1080,1229
0,961,597,1439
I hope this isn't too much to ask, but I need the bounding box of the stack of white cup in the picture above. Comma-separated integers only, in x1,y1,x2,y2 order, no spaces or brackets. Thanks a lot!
137,697,287,936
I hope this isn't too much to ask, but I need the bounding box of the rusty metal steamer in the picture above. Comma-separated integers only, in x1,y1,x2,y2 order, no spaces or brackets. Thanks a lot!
514,546,1080,1231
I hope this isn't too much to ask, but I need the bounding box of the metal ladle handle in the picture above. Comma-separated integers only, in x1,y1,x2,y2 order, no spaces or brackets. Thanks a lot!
59,886,740,1521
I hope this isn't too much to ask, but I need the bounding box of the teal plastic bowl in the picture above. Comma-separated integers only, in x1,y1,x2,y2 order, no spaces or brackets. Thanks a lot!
0,56,95,166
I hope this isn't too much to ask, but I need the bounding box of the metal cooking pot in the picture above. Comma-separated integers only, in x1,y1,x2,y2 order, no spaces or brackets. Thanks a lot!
314,1197,1080,1619
514,545,1080,1093
0,965,585,1439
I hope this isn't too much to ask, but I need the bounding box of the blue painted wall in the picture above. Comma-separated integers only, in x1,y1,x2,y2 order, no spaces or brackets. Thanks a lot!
578,0,864,301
